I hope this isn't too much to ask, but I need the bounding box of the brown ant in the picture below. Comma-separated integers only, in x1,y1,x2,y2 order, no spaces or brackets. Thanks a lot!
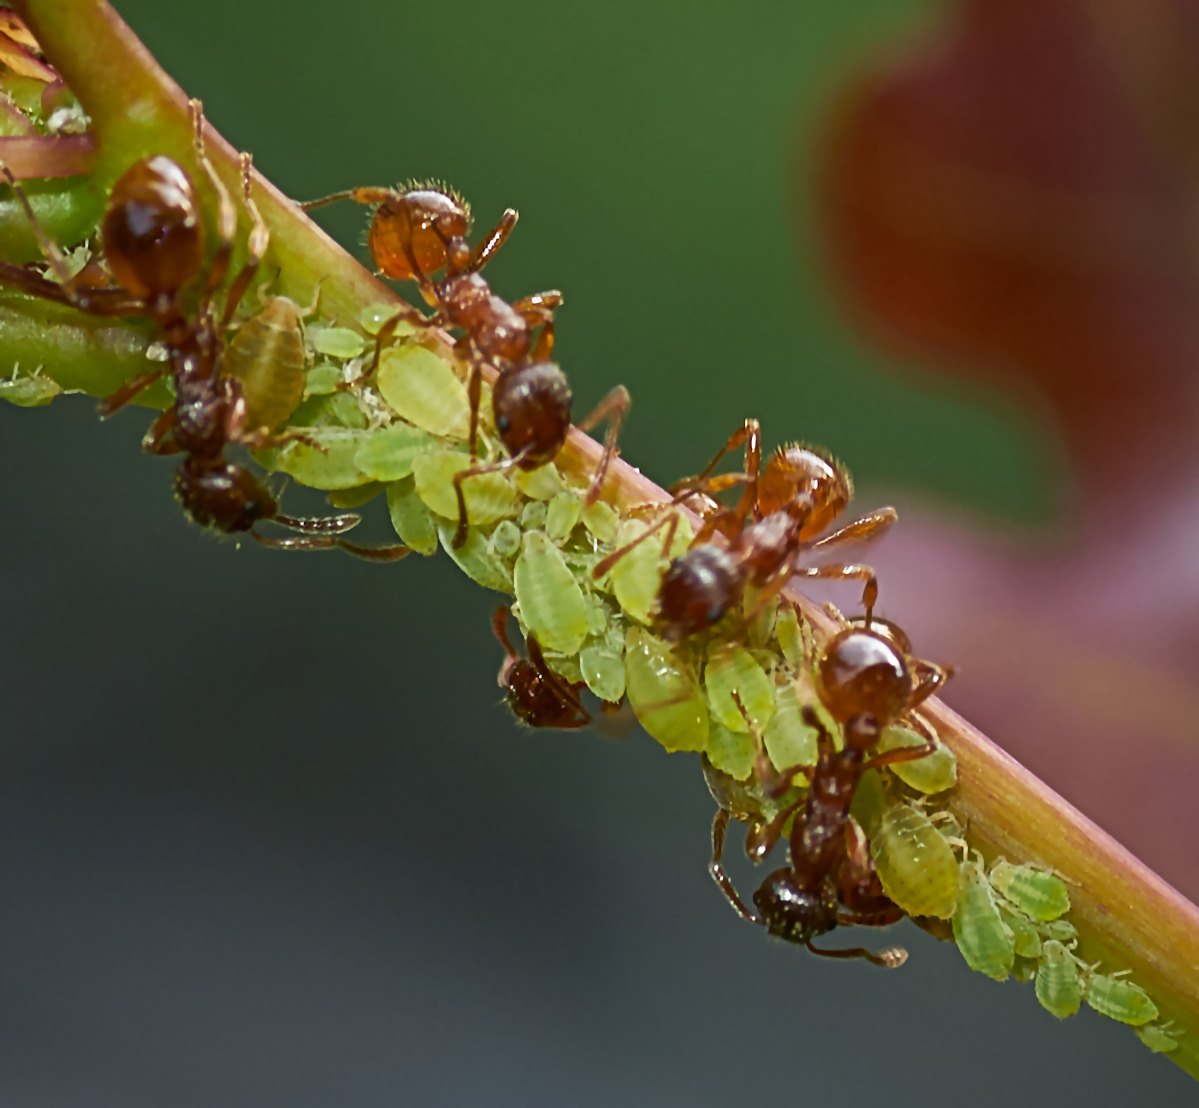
0,101,404,559
301,183,629,546
708,624,951,966
593,419,895,640
491,606,590,729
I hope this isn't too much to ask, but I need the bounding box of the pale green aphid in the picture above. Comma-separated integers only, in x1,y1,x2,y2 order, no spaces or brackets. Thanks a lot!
513,462,564,501
763,681,818,772
581,499,619,544
1085,971,1159,1026
270,427,372,489
359,303,416,338
624,627,709,753
436,521,512,592
513,531,589,654
870,801,959,920
520,500,548,530
1035,940,1083,1019
376,345,469,438
489,519,522,557
413,449,521,523
607,515,693,624
584,595,609,636
988,860,1070,922
0,372,61,406
579,645,626,703
707,719,756,781
872,726,957,794
545,492,582,543
1037,919,1078,943
704,642,775,734
287,388,367,430
309,326,366,360
1000,905,1042,959
776,606,804,669
1135,1023,1181,1054
327,482,382,510
953,856,1015,981
386,477,438,555
742,585,778,649
303,363,342,397
354,423,434,482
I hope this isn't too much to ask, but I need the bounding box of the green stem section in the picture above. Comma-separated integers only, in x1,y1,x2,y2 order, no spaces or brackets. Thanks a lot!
7,0,1199,1079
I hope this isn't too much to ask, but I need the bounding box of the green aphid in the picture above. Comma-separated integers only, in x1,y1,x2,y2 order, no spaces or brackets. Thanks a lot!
1037,919,1078,943
1035,940,1083,1019
584,596,609,637
624,627,708,753
309,325,365,360
870,802,959,920
513,531,588,654
436,520,512,592
359,303,415,338
581,499,619,544
872,726,957,794
513,463,564,501
742,585,778,649
607,515,692,624
1085,972,1159,1026
327,482,382,509
489,519,522,558
520,500,548,530
707,719,756,781
413,449,521,524
1000,905,1043,959
776,606,804,669
376,345,469,438
386,477,438,555
287,389,367,429
704,643,775,734
303,363,342,397
354,424,435,482
579,645,626,703
953,856,1014,981
988,860,1070,922
0,372,60,406
1135,1023,1181,1054
270,427,372,489
762,681,818,772
545,492,582,543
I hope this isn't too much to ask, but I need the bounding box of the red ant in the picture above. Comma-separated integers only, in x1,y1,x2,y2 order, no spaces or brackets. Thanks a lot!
708,623,951,966
593,419,895,640
301,183,629,546
491,606,591,729
0,102,404,560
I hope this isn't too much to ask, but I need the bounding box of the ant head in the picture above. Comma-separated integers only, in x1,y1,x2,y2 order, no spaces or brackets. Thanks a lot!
815,627,913,733
655,545,741,642
175,460,278,534
492,361,572,467
102,156,203,304
503,658,589,729
752,868,838,944
758,445,851,541
368,185,469,281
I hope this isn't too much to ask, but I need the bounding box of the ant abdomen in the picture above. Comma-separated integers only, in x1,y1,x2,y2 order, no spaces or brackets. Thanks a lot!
174,460,278,534
492,361,572,467
816,627,913,728
753,869,836,943
656,545,742,642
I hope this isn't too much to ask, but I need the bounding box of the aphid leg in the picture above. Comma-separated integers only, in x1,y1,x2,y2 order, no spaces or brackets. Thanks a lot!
709,809,763,925
97,366,168,419
470,208,518,272
731,690,812,798
669,418,762,529
219,152,271,331
188,99,236,307
526,634,591,727
577,385,631,506
805,939,908,969
908,659,954,710
592,510,680,578
451,449,530,549
789,563,880,625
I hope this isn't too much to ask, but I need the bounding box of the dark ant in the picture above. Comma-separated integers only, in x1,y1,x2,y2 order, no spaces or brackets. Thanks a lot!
708,624,951,966
593,418,896,640
491,606,590,729
301,183,629,546
0,101,404,560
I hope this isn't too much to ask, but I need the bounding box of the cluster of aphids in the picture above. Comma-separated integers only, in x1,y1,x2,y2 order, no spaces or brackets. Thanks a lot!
0,21,1177,1057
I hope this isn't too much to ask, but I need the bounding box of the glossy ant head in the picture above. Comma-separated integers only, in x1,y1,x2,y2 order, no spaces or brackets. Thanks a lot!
101,155,203,304
655,545,743,642
174,459,279,534
752,868,838,945
492,361,572,468
368,186,470,282
757,445,850,540
815,626,913,739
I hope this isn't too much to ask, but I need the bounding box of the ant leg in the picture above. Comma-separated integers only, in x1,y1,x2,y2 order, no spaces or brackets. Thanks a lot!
709,809,763,926
97,366,167,419
188,100,236,306
805,939,908,969
808,507,898,555
744,794,808,863
470,208,519,272
512,290,563,360
140,406,181,455
349,303,432,390
860,732,939,773
252,531,409,561
451,451,528,549
527,634,591,727
492,605,522,688
219,153,271,331
465,360,484,462
669,419,761,528
730,690,813,799
799,706,841,761
790,563,880,625
591,510,680,578
576,385,631,507
0,163,77,288
907,659,954,711
273,512,361,535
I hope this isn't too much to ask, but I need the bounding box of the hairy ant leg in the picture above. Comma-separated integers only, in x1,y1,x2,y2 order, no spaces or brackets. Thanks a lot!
576,385,630,506
804,939,907,969
669,418,762,530
592,509,681,578
188,99,237,310
709,809,763,925
470,208,519,271
218,153,270,330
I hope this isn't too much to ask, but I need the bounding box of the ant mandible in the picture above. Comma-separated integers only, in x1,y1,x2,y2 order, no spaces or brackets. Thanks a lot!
708,623,952,966
593,418,895,640
0,102,404,559
491,606,591,729
301,183,630,546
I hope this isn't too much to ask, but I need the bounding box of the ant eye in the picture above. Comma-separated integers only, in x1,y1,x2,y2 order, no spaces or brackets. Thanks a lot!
496,414,510,432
